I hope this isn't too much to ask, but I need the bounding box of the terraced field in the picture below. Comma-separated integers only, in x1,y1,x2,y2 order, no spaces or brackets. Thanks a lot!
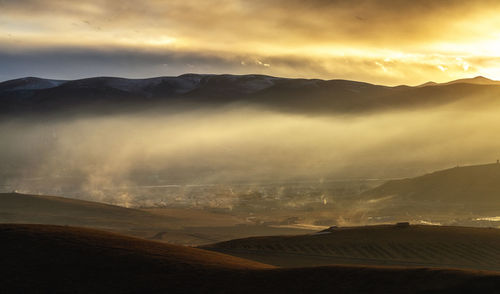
202,224,500,270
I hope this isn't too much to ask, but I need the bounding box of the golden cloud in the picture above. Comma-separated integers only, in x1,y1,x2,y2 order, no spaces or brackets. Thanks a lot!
2,0,500,84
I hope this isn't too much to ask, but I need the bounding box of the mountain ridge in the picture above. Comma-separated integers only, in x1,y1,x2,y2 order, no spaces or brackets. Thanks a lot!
2,74,500,117
418,76,500,87
3,74,499,89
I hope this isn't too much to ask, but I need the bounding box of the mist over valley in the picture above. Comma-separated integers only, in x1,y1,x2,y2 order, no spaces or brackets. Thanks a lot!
2,75,500,229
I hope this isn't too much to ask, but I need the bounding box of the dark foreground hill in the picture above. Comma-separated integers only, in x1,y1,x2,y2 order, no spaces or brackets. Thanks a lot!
2,224,500,294
203,224,500,271
2,74,500,117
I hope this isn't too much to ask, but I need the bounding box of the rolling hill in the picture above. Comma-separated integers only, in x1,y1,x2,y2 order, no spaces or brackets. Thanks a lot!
319,162,500,226
2,74,500,117
0,192,315,245
0,192,174,230
2,224,500,293
0,224,270,293
360,163,500,212
202,224,500,271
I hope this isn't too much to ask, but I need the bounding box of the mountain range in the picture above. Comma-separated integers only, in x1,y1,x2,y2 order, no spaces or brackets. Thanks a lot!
1,74,500,117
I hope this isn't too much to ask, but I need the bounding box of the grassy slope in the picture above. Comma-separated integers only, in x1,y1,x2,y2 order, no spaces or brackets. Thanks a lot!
0,192,315,245
0,192,174,233
0,192,163,222
2,224,500,294
362,163,500,204
203,224,500,270
0,224,270,294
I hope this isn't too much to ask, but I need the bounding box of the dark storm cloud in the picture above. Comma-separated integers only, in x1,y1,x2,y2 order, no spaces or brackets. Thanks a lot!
0,48,241,81
0,46,462,85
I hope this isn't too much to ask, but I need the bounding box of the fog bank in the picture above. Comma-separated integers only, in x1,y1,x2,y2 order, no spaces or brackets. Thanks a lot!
1,101,500,204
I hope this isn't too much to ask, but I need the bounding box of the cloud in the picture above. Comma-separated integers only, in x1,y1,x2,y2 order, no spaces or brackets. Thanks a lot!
4,0,498,45
0,46,492,85
2,0,500,84
0,47,239,81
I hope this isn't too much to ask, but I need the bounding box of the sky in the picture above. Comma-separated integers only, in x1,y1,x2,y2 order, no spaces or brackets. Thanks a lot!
2,0,500,85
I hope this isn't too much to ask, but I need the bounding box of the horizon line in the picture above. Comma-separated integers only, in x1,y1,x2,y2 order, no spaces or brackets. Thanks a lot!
0,73,498,88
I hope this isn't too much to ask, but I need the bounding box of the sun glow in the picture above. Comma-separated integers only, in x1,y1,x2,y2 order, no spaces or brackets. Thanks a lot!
142,36,177,46
2,0,500,84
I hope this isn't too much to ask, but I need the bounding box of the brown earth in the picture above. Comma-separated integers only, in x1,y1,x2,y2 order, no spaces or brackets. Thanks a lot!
0,192,315,245
2,224,500,293
203,224,500,271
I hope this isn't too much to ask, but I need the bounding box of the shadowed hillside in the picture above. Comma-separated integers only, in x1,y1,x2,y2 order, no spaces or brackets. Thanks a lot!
2,224,500,294
0,224,270,294
360,163,500,213
203,224,500,271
